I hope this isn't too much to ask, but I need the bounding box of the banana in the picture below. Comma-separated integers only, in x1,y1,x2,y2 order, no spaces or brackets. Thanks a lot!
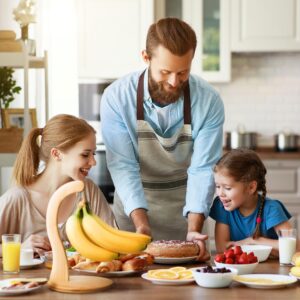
81,204,150,254
66,206,118,262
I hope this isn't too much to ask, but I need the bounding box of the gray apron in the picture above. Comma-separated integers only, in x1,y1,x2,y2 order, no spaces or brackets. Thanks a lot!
113,71,193,240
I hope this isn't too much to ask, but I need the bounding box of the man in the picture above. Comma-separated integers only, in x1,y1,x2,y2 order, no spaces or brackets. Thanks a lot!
100,18,224,260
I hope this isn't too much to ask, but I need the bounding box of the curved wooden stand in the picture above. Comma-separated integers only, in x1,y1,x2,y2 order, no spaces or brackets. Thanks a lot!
46,180,113,293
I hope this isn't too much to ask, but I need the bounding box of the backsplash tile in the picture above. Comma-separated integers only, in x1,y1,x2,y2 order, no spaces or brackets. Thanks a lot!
214,53,300,146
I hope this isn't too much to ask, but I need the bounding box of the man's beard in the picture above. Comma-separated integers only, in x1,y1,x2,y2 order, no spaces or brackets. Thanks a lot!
148,70,187,105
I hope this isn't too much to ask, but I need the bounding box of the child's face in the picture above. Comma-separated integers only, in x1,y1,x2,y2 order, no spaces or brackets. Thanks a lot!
58,133,97,181
214,171,255,211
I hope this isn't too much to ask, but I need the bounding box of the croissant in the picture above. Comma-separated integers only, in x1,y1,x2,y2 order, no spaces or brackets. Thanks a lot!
96,260,122,273
72,260,99,271
68,253,86,267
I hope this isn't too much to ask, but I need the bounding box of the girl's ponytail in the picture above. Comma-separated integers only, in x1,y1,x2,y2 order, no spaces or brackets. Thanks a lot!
252,176,267,239
12,127,43,186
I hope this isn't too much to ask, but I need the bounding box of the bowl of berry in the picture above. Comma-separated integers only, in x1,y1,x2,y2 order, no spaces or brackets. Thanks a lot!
214,246,259,275
192,265,238,288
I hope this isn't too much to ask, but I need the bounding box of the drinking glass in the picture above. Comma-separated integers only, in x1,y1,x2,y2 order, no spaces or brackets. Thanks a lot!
2,234,21,274
278,229,297,266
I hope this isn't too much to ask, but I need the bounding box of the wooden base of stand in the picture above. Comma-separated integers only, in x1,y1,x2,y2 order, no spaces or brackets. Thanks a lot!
47,275,113,294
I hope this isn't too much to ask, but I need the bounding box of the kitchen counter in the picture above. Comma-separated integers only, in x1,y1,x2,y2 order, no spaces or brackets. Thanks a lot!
224,147,300,160
1,260,299,300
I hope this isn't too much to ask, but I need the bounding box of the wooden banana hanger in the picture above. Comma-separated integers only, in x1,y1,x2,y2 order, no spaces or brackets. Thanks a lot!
46,180,113,293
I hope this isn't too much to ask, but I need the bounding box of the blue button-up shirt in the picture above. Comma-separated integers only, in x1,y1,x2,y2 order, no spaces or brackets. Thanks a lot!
100,69,225,218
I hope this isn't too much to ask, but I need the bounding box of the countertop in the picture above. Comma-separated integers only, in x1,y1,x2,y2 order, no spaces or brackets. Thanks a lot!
1,259,299,300
224,147,300,160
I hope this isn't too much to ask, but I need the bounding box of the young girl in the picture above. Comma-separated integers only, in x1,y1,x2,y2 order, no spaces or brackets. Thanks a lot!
0,114,116,256
209,148,296,257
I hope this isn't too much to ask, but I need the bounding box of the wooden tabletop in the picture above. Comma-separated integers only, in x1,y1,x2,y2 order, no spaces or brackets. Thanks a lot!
1,260,299,300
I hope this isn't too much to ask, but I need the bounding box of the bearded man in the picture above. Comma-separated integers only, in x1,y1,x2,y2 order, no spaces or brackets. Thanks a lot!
100,18,224,261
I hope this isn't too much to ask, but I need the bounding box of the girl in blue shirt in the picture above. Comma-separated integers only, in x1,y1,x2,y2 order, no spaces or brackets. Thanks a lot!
209,149,297,257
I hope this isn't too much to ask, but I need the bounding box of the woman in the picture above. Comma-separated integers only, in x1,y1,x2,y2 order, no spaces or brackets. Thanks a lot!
0,114,116,256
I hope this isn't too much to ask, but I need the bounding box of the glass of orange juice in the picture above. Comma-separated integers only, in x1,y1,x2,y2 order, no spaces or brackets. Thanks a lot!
2,234,21,274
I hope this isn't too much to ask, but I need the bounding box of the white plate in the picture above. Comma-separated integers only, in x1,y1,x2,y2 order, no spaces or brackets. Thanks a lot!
141,273,194,285
154,256,197,264
73,268,143,277
234,274,297,289
20,258,44,270
0,279,42,296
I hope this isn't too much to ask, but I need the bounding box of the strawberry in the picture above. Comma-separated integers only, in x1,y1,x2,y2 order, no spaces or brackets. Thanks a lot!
224,249,235,259
233,245,243,255
225,258,234,264
238,252,249,264
215,253,225,263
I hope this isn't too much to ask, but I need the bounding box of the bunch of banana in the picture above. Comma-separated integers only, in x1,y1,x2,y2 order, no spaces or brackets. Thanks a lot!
66,206,119,262
81,203,151,254
66,202,151,262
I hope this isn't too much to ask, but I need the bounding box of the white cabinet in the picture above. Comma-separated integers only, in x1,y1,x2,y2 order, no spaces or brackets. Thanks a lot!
155,0,231,82
231,0,300,52
264,159,300,234
77,0,154,80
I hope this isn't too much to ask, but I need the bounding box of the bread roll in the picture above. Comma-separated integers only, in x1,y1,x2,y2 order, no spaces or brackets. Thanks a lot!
122,257,148,271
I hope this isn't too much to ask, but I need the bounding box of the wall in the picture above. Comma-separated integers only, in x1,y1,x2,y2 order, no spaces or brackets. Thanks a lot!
214,53,300,146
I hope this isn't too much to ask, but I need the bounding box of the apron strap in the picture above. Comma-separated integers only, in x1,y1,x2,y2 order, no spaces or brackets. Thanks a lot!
136,70,191,124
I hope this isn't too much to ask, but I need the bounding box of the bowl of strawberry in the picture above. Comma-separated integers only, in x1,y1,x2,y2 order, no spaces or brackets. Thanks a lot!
214,246,259,275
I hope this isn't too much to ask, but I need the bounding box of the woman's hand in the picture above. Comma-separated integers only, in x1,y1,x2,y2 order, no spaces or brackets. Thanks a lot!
186,231,210,262
22,234,52,257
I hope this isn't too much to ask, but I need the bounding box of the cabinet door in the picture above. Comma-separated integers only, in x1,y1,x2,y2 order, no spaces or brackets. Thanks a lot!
155,0,231,82
77,0,154,79
231,0,300,51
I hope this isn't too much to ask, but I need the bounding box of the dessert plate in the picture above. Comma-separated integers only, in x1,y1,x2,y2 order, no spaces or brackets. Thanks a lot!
154,256,197,264
234,274,297,289
73,269,143,277
20,258,44,270
141,273,194,285
0,279,43,296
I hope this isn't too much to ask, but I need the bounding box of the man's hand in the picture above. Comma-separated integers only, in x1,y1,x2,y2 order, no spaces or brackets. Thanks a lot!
136,224,152,237
186,231,210,262
23,234,51,257
130,208,152,238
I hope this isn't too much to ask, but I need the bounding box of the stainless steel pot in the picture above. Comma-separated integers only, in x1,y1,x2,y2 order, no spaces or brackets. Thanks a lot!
225,131,257,150
275,133,298,152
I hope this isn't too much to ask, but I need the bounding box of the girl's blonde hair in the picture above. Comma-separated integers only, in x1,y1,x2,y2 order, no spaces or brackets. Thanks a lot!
13,114,95,186
214,148,267,239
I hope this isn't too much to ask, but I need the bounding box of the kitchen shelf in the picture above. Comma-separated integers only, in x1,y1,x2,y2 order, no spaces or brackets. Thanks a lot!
0,45,49,136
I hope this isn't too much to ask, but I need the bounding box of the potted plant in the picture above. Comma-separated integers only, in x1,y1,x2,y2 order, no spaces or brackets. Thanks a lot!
0,67,23,152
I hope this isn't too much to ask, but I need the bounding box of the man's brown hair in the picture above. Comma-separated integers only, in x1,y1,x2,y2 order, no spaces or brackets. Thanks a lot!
146,17,197,58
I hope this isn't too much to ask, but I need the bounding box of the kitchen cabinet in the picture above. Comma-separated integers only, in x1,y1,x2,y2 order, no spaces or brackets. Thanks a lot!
77,0,154,79
155,0,231,82
231,0,300,52
264,159,300,234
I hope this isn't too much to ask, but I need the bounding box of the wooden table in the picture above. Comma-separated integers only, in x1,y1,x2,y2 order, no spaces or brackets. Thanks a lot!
1,260,299,300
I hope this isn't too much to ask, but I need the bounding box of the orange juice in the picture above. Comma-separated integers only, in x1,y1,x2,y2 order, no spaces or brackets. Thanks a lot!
2,241,21,273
